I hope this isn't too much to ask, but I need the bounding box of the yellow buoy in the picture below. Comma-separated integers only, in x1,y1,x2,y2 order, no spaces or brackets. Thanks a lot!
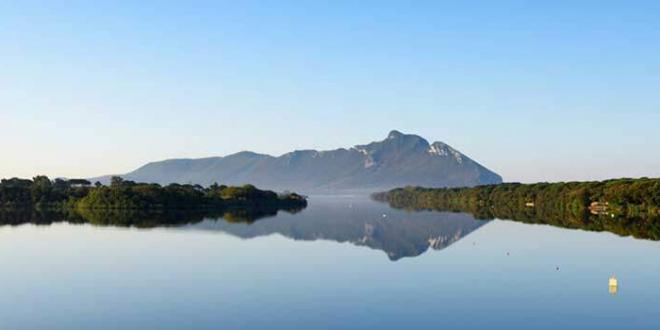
609,276,618,295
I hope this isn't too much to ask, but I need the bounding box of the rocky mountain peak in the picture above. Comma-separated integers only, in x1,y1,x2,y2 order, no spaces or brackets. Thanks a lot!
107,130,502,192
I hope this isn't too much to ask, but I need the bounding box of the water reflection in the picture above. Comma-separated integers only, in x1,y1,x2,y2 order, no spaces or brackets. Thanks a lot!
0,204,305,227
1,197,659,329
0,196,487,261
378,197,660,241
191,197,487,260
4,193,659,261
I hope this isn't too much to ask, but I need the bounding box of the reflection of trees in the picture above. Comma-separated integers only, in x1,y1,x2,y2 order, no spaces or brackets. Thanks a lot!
0,204,307,229
381,199,660,241
0,200,485,261
220,205,306,224
0,208,83,226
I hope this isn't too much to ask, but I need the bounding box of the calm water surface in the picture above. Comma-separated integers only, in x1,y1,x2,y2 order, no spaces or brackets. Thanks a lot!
0,196,658,329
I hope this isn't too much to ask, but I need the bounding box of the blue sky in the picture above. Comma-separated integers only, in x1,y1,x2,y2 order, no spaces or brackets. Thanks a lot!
1,1,659,182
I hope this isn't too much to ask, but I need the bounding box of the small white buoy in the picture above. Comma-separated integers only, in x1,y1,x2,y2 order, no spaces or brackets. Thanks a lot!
609,275,618,295
382,214,387,218
609,276,618,287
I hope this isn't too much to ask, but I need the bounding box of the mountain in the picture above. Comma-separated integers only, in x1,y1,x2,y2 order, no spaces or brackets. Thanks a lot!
102,130,502,193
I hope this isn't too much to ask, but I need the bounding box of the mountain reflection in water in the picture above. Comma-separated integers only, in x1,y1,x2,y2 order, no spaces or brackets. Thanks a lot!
190,196,487,260
0,196,487,261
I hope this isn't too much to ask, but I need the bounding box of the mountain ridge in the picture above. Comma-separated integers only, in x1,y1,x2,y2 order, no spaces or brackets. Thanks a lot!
94,130,502,193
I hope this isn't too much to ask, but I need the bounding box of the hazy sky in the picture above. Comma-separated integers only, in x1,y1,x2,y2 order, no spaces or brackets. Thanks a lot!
1,1,659,182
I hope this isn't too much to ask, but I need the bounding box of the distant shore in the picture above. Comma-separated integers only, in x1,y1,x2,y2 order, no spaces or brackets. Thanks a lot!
373,178,660,240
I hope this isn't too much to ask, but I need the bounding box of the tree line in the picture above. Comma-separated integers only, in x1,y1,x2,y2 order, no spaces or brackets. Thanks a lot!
0,176,307,211
373,178,660,240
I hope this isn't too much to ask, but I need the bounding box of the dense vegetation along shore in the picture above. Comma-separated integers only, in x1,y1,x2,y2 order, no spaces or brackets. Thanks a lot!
0,176,307,211
373,178,660,240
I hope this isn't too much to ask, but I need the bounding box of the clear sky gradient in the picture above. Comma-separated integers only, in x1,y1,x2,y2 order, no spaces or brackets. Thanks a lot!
1,1,659,182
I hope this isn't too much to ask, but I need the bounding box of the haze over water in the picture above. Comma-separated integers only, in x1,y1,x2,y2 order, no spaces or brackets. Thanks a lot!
0,196,658,329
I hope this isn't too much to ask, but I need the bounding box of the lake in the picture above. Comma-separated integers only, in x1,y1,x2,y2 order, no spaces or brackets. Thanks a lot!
0,196,658,329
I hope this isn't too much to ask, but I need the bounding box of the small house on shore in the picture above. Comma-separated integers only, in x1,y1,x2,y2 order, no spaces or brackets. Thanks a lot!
589,201,609,215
